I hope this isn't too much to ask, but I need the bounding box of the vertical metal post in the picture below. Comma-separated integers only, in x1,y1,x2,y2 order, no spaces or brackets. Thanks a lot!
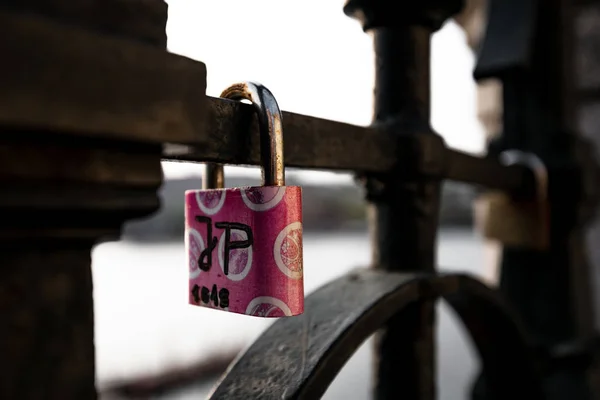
474,0,597,398
369,26,439,400
370,26,436,272
576,0,600,394
344,2,464,398
0,2,168,397
0,245,97,399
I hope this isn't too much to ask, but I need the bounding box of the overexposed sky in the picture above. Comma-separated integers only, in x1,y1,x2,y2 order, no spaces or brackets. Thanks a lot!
162,0,484,184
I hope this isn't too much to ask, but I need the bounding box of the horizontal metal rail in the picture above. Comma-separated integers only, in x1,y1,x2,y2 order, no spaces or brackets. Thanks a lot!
0,10,208,144
165,97,533,196
0,11,533,197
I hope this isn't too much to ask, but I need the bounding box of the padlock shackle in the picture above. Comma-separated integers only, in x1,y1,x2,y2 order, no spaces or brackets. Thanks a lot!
499,150,548,201
203,82,285,189
204,162,225,189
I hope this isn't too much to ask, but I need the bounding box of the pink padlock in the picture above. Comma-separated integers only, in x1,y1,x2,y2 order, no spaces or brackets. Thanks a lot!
186,82,304,318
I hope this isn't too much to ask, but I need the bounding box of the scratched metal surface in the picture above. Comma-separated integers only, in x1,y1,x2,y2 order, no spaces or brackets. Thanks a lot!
209,269,543,400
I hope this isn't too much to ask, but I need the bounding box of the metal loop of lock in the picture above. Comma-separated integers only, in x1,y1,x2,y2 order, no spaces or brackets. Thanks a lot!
203,82,285,189
499,150,548,202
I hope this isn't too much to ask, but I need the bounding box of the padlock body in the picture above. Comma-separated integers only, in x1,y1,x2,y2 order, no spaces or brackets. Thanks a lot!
185,185,303,317
474,191,550,250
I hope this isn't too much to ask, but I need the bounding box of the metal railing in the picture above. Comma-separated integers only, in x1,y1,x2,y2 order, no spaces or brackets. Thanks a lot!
0,0,598,399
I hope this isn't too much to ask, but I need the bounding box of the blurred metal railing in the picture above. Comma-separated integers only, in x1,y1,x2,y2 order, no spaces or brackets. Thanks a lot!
0,0,597,399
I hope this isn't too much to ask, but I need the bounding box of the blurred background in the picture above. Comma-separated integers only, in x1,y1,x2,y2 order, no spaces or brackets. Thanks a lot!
94,1,498,398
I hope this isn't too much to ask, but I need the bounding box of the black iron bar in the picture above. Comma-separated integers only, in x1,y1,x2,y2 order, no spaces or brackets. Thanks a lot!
164,96,533,195
164,96,397,172
342,1,468,398
210,270,545,400
366,23,439,400
0,10,539,199
472,0,595,398
446,150,534,197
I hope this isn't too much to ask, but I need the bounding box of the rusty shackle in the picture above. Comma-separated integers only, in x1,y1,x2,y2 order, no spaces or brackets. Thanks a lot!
203,82,285,189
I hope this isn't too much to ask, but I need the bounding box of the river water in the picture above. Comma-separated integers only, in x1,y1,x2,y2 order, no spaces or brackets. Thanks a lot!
93,228,499,399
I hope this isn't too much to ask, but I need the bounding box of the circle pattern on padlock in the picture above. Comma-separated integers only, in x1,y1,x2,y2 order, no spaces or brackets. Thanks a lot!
187,228,205,279
241,186,286,211
186,186,303,317
245,296,293,318
274,221,303,280
195,190,227,215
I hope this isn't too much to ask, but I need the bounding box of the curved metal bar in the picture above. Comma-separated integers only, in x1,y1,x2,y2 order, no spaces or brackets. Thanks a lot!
442,278,542,400
208,269,544,400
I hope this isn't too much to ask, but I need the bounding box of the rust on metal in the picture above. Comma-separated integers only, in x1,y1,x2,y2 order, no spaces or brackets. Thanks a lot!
0,10,207,145
210,269,544,400
166,97,533,195
0,11,532,196
0,0,595,398
204,82,286,188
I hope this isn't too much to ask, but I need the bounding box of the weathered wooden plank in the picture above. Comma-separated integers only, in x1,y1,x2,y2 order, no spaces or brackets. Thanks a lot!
0,10,207,145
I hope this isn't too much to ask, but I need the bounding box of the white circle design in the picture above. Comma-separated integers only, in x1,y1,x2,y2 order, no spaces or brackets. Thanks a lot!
245,296,292,317
195,190,226,215
187,228,205,279
273,221,303,280
218,229,253,281
241,187,286,212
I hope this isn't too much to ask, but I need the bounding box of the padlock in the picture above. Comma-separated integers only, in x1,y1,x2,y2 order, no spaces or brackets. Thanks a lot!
185,82,304,318
473,150,550,250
